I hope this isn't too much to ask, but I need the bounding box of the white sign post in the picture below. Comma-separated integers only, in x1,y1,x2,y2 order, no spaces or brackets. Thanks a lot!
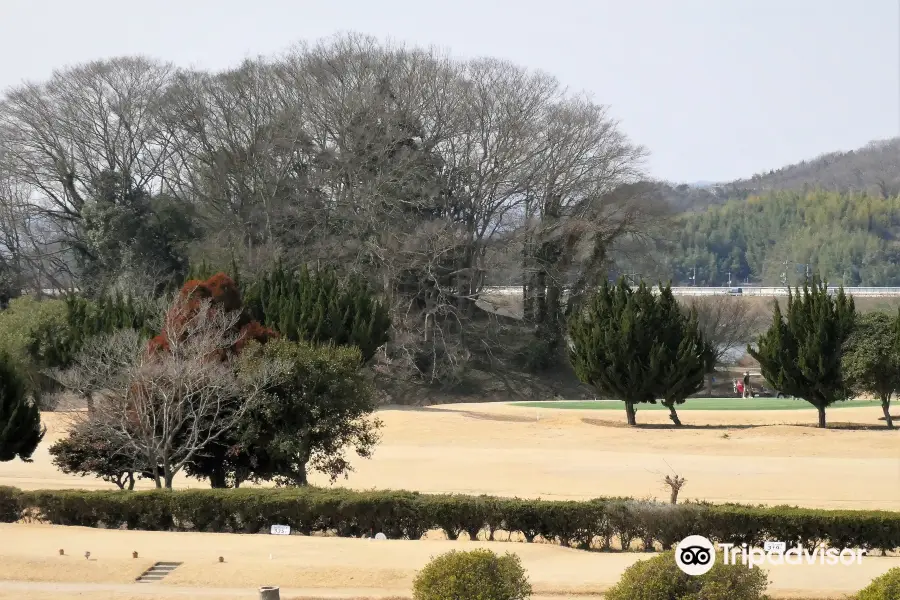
269,524,291,536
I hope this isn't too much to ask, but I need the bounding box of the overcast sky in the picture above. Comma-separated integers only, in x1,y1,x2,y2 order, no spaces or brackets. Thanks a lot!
1,0,897,183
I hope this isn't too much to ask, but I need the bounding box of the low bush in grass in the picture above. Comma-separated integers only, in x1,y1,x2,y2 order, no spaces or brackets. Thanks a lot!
0,486,897,553
413,549,532,600
856,567,900,600
603,551,769,600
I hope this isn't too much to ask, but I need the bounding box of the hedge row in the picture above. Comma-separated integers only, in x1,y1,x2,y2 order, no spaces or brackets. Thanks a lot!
1,486,897,552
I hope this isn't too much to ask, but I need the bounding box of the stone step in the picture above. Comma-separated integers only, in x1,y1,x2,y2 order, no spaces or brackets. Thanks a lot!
136,561,183,583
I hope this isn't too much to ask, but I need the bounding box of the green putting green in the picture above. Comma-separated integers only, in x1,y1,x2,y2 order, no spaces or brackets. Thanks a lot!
513,398,884,411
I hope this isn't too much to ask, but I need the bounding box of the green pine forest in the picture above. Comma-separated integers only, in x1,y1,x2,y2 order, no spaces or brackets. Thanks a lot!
663,190,900,287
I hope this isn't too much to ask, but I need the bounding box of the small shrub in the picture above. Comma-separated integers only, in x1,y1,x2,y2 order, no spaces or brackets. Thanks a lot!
856,567,900,600
604,551,768,600
413,549,532,600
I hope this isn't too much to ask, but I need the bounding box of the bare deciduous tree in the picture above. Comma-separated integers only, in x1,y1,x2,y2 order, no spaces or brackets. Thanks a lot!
0,57,177,286
682,295,765,394
3,34,666,392
55,298,284,488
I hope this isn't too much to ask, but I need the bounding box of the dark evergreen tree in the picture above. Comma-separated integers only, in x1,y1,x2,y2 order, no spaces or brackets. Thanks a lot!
75,170,196,296
749,277,855,428
842,311,898,429
243,263,390,363
655,288,714,426
568,278,666,426
0,350,45,462
27,291,159,375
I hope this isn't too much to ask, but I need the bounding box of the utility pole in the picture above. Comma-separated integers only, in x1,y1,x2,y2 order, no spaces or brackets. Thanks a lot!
689,266,696,286
727,271,732,287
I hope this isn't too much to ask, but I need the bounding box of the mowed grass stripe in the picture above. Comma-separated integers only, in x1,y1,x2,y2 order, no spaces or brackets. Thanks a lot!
513,398,885,411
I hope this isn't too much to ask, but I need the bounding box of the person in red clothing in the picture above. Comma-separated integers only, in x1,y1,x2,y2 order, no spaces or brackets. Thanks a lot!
736,379,744,397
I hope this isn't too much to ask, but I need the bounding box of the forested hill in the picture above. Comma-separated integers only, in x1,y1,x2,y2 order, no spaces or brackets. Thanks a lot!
657,137,900,212
729,138,900,198
665,190,900,287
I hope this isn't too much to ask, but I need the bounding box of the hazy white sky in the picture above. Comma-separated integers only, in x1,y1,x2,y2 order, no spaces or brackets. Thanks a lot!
1,0,897,182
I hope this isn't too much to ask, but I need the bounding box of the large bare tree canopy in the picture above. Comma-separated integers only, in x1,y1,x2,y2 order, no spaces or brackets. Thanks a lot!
0,33,667,389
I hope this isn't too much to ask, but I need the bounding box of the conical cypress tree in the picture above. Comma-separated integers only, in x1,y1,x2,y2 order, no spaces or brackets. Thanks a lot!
655,289,713,426
568,278,664,426
243,264,390,363
0,351,45,462
749,276,855,428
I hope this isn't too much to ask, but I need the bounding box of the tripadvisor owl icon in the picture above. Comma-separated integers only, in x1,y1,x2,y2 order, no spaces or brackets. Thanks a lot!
675,535,716,575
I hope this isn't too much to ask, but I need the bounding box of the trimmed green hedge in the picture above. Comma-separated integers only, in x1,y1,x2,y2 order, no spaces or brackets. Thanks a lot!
0,486,897,553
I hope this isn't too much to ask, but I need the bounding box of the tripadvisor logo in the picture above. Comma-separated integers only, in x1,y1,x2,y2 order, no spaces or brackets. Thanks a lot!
675,536,866,575
676,535,716,575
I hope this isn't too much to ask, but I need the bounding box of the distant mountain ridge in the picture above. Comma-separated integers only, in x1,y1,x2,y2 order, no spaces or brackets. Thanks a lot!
658,137,900,212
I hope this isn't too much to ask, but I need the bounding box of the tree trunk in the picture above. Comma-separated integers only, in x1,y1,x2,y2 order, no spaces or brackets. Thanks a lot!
126,472,135,490
706,373,714,397
881,395,894,429
294,466,308,486
163,465,174,489
209,464,228,488
664,402,682,427
816,405,827,428
624,402,637,426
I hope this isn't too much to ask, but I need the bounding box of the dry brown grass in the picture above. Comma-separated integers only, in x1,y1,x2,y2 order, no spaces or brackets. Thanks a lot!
3,404,898,509
0,592,411,600
0,557,148,584
0,524,896,600
479,294,900,322
0,593,853,600
0,401,897,599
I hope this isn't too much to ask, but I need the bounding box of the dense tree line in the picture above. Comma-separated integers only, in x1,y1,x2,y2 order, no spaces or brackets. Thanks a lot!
0,34,667,387
663,190,900,286
567,276,897,429
46,271,388,488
